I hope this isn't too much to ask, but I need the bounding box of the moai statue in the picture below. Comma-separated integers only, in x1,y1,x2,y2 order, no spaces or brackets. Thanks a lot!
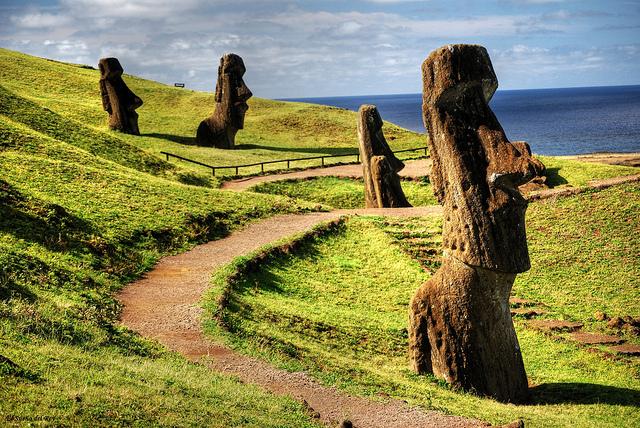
98,58,143,135
408,44,540,403
357,105,411,208
196,54,252,149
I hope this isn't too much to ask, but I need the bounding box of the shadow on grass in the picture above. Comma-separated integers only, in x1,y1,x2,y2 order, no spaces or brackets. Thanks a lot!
0,179,96,254
544,167,569,187
531,382,640,406
144,132,197,146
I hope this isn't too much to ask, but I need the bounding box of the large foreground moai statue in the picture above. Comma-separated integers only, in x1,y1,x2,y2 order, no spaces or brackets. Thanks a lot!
357,105,411,208
99,58,143,135
408,45,540,403
196,54,253,149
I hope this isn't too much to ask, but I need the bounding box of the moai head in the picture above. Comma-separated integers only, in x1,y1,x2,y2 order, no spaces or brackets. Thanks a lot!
99,57,124,81
422,45,538,273
98,57,143,135
357,105,405,173
214,53,252,130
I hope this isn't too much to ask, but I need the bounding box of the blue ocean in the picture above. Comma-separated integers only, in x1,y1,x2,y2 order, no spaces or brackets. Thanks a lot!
282,85,640,156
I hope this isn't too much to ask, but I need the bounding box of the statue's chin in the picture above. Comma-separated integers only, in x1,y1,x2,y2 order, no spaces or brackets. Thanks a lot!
231,112,246,130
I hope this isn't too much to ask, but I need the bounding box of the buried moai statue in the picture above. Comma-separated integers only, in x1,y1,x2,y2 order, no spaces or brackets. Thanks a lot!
196,54,252,149
357,105,411,208
408,45,540,403
99,58,143,135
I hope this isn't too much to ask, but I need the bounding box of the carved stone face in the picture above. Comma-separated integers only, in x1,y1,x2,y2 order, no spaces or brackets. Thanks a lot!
357,105,404,173
215,54,252,130
98,57,124,80
422,45,538,273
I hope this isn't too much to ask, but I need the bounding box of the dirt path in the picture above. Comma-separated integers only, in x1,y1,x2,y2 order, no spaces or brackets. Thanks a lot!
221,158,431,191
562,152,640,167
118,174,639,427
119,206,486,428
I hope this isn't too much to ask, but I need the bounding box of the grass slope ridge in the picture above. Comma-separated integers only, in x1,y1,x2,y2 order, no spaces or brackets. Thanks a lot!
0,84,172,177
0,48,424,177
204,184,640,428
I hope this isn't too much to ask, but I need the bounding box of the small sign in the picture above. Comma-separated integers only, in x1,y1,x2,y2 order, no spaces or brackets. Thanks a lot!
174,83,185,88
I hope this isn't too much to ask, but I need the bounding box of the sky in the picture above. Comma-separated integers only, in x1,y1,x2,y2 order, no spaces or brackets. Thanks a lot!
1,0,639,98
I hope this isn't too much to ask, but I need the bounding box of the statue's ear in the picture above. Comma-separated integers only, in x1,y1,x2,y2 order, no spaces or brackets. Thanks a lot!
428,148,446,203
214,59,224,102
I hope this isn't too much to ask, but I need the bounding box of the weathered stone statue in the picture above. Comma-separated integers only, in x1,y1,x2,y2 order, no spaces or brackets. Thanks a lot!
357,105,411,208
196,53,252,149
409,44,539,403
99,58,143,135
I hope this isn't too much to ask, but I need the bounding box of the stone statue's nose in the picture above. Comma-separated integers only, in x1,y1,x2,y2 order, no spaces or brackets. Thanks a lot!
237,80,252,101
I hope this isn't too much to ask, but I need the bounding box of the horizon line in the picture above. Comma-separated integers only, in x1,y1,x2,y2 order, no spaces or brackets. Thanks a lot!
275,83,640,101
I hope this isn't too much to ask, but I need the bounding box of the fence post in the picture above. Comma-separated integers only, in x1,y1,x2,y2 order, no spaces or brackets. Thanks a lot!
424,147,427,156
261,163,264,173
235,166,239,175
321,157,325,167
287,160,290,169
166,153,169,161
212,168,216,177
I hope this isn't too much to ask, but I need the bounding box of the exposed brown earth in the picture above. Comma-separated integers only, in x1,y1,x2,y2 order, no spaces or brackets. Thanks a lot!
607,344,640,356
221,158,432,191
568,332,625,345
528,320,584,333
119,206,489,428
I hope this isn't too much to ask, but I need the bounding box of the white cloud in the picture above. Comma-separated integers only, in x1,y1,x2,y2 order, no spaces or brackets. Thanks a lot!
11,13,71,28
60,0,203,19
1,2,636,97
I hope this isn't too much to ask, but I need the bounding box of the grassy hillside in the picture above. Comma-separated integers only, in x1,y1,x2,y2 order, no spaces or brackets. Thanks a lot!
205,183,640,428
2,47,638,426
0,48,424,177
0,49,322,426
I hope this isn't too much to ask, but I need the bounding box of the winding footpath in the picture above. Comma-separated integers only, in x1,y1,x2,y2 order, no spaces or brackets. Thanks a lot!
221,158,431,191
119,160,640,427
119,207,488,428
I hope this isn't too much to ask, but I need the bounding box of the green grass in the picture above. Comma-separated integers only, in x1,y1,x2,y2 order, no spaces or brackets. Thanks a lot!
205,183,640,427
0,49,324,426
1,340,318,427
250,177,438,209
514,184,640,336
0,48,424,177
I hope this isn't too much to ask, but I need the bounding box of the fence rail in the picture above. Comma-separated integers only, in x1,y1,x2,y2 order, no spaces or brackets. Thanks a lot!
161,146,428,177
